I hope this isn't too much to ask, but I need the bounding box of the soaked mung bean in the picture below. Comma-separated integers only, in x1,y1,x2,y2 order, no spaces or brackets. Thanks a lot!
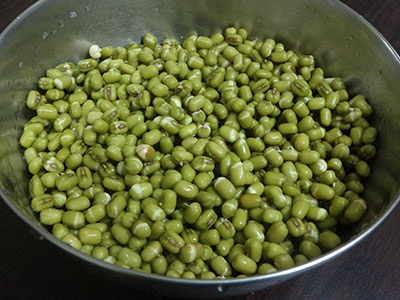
20,27,377,279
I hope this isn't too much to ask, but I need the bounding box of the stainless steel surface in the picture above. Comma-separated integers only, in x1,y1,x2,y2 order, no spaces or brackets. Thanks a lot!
0,0,399,298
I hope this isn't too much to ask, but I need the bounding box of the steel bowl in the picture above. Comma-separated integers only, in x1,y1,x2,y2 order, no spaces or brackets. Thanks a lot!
1,0,399,298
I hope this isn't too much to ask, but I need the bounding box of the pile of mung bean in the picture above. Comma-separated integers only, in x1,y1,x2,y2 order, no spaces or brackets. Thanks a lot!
20,27,377,278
